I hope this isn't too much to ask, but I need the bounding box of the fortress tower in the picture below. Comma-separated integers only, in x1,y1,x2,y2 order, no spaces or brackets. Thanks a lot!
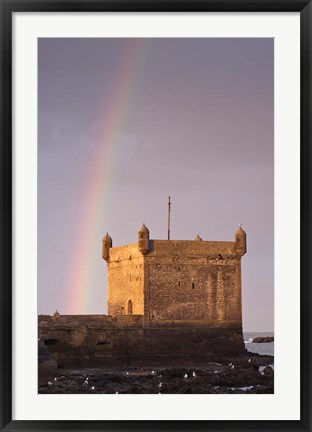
102,224,246,328
38,221,247,368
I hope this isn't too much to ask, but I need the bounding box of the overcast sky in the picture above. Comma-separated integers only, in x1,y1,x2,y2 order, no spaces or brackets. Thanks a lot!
38,38,274,332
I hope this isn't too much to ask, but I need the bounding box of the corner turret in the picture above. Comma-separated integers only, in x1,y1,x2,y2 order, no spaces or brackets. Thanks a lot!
138,224,150,254
102,232,112,262
235,224,246,256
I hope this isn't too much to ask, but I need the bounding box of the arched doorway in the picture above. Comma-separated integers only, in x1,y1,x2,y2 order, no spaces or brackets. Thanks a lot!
128,299,133,315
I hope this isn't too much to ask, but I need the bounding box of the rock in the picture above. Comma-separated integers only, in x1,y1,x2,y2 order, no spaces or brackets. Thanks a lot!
219,366,261,388
252,336,274,343
38,341,57,370
263,366,274,376
38,356,274,394
206,362,228,373
208,373,220,385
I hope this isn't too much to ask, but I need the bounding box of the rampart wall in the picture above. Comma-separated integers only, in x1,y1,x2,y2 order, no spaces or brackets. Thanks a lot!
38,314,246,368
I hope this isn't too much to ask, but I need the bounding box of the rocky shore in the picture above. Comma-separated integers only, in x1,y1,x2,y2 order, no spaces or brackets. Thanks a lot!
38,352,274,394
252,336,274,343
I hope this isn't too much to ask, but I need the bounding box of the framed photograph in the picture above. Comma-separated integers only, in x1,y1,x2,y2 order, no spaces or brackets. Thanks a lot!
1,1,311,431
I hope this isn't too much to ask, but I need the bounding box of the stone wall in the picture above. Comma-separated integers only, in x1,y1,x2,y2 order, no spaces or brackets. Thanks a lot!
38,314,246,368
106,239,243,327
107,244,144,316
144,240,242,325
147,239,236,256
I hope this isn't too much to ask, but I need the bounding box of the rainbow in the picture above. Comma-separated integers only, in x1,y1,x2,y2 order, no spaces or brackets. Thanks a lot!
64,39,146,314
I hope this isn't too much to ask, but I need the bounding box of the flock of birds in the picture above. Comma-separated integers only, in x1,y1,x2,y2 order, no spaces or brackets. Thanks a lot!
46,359,255,393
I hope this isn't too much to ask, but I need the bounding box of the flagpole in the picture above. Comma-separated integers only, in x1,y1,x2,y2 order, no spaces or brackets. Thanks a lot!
168,196,171,240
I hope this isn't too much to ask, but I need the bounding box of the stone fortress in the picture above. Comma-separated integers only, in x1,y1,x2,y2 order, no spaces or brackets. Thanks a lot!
39,223,247,367
104,224,246,324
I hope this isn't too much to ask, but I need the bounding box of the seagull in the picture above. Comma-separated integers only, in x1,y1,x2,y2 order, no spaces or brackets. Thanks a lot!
86,377,89,381
90,386,95,391
158,383,162,388
231,365,235,369
48,381,53,386
214,370,218,374
126,372,129,375
54,377,57,381
115,391,119,394
228,362,233,367
83,380,88,386
184,373,188,379
248,358,251,363
192,371,196,378
151,370,155,375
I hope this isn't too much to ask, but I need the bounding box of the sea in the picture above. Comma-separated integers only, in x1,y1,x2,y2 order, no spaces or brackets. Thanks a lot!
243,331,274,356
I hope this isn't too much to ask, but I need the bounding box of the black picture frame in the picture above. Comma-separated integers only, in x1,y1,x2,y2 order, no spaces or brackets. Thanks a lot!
1,1,311,431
